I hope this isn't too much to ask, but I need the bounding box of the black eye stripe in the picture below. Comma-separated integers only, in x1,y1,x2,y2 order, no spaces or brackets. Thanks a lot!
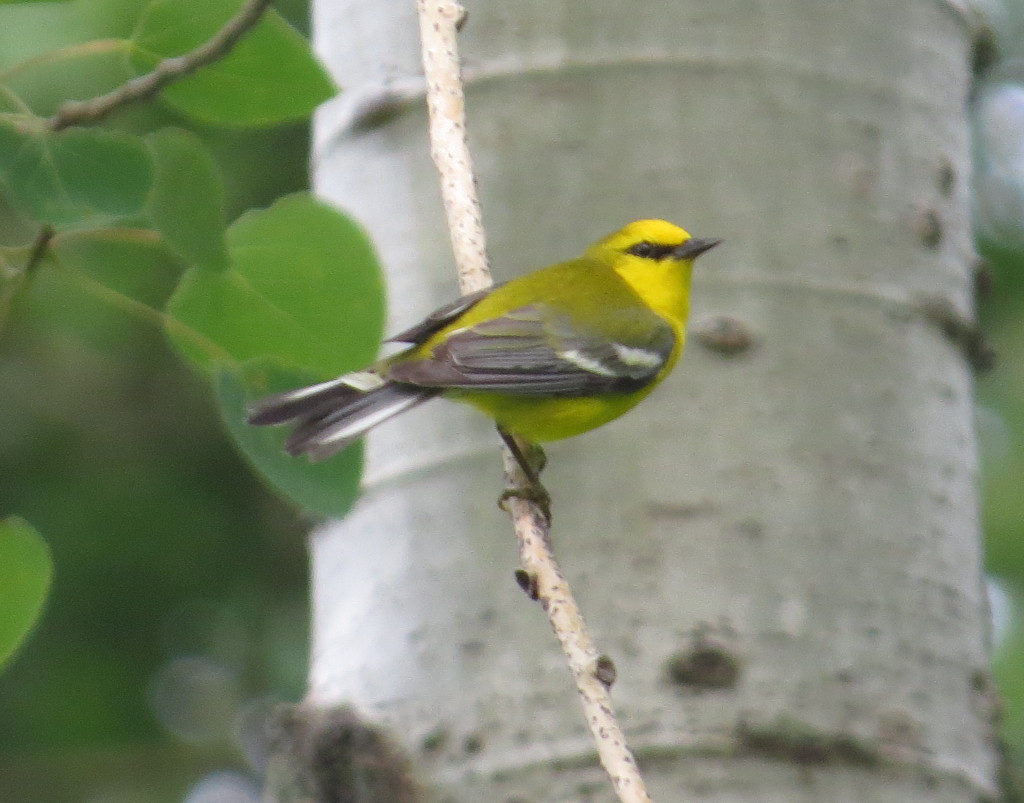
627,241,678,260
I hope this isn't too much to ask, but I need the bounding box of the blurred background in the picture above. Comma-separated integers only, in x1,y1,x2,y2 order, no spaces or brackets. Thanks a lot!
975,1,1024,786
0,0,1023,801
0,1,314,800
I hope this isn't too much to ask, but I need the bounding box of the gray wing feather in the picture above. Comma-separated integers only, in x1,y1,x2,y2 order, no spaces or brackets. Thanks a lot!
387,304,675,397
386,285,502,344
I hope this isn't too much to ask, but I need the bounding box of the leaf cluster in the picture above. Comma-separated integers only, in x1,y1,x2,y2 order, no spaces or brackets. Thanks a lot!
0,0,386,674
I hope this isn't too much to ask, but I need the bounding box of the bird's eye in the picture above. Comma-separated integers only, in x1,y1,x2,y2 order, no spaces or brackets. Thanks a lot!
628,241,657,258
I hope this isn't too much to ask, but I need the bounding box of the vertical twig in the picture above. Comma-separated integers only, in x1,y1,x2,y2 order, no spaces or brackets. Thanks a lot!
415,0,490,294
414,2,654,800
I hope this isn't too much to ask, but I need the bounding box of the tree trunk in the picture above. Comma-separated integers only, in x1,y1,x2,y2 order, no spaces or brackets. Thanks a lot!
287,1,999,800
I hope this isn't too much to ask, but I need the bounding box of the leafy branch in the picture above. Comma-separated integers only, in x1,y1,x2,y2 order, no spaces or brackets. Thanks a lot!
48,0,277,131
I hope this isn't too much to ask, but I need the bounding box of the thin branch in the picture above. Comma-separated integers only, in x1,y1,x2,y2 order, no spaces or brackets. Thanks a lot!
415,0,489,293
0,226,54,334
24,225,55,276
414,3,654,801
47,0,276,131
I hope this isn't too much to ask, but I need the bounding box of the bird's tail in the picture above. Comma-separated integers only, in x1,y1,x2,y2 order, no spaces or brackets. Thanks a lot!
247,371,439,462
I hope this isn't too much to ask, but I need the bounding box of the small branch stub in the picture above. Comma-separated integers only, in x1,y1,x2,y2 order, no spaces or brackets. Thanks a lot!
514,568,540,600
595,654,618,689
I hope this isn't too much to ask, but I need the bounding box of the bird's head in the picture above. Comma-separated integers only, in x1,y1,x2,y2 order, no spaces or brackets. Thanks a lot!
587,219,722,264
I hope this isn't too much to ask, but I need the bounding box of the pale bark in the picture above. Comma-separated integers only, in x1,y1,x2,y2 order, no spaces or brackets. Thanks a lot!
299,1,998,800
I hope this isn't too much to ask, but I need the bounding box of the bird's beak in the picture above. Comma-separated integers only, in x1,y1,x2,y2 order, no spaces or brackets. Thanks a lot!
673,237,722,260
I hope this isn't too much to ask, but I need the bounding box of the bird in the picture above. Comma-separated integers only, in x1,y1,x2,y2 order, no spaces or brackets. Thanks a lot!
247,219,719,511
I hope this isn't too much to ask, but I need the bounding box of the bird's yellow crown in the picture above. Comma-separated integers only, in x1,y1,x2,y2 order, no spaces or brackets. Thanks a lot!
585,219,692,260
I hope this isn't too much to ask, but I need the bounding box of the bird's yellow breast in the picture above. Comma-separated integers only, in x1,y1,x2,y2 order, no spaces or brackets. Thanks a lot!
456,385,661,442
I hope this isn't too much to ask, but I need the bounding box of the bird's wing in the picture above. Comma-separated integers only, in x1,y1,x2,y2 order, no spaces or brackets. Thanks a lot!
386,303,676,397
386,285,503,345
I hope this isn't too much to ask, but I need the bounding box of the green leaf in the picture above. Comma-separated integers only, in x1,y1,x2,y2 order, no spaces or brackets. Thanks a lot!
51,228,181,305
165,194,384,516
0,117,152,224
217,365,362,517
0,517,52,669
167,192,385,375
130,0,336,127
0,244,32,279
145,128,228,271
